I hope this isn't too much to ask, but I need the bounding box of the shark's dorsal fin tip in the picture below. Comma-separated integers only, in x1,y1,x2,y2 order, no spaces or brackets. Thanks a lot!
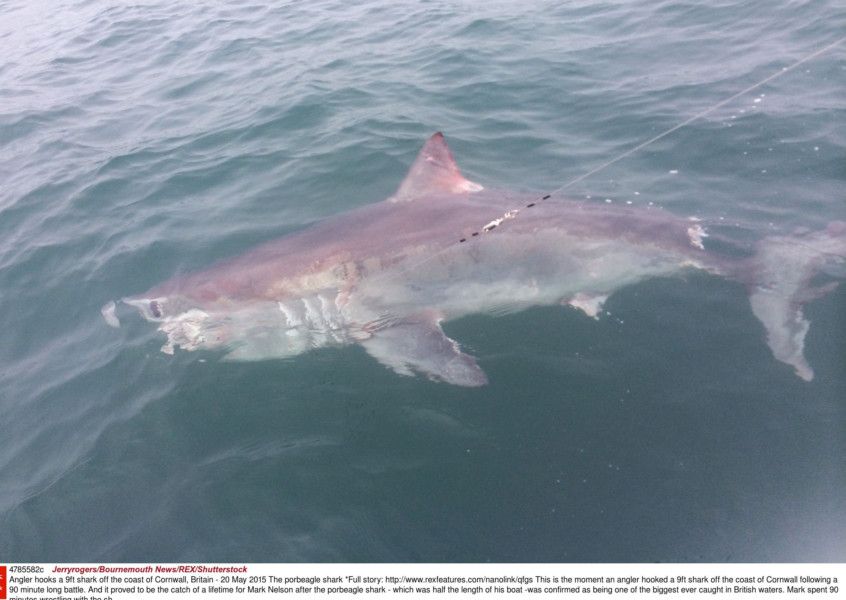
390,133,483,202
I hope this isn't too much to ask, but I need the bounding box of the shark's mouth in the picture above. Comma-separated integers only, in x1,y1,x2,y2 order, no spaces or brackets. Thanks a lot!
102,297,227,354
156,309,222,354
105,294,363,361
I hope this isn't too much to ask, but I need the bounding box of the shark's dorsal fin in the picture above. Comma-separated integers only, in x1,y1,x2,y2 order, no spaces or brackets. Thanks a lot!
390,132,483,202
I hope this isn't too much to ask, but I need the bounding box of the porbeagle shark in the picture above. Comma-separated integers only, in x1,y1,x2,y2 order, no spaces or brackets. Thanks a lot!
104,133,845,385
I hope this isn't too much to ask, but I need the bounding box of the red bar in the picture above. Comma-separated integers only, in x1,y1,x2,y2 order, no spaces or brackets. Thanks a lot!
0,565,6,600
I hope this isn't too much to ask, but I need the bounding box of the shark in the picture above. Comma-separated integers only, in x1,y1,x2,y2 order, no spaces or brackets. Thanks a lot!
103,133,846,385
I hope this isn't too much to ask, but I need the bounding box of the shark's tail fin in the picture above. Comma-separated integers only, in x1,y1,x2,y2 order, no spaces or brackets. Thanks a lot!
747,221,845,381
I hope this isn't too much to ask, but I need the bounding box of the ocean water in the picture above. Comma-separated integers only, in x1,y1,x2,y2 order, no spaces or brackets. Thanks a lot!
1,0,844,562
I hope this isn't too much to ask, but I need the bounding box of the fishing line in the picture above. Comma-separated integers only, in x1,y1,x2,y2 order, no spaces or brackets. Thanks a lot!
542,35,846,198
370,35,846,284
469,35,846,240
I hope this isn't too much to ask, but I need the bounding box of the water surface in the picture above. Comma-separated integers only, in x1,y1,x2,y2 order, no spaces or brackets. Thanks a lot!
1,0,844,561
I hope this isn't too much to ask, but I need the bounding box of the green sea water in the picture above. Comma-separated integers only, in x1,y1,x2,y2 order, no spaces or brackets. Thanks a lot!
1,0,844,561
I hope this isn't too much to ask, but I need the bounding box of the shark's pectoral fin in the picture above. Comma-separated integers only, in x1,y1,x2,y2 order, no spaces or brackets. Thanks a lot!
361,313,488,387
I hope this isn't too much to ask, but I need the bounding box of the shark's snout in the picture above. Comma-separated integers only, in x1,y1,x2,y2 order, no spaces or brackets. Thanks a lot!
100,301,120,327
102,133,845,385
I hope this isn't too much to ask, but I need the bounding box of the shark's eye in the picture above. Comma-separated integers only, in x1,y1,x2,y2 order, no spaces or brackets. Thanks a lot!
150,300,162,318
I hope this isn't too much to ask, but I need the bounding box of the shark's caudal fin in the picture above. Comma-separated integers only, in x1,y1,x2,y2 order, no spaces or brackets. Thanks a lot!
390,132,483,202
747,222,845,381
361,311,488,386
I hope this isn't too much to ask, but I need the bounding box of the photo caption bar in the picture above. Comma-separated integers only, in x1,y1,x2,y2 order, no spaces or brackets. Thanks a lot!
2,563,842,599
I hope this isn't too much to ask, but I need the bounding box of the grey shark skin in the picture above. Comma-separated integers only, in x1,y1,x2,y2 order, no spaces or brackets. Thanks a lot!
104,133,846,385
